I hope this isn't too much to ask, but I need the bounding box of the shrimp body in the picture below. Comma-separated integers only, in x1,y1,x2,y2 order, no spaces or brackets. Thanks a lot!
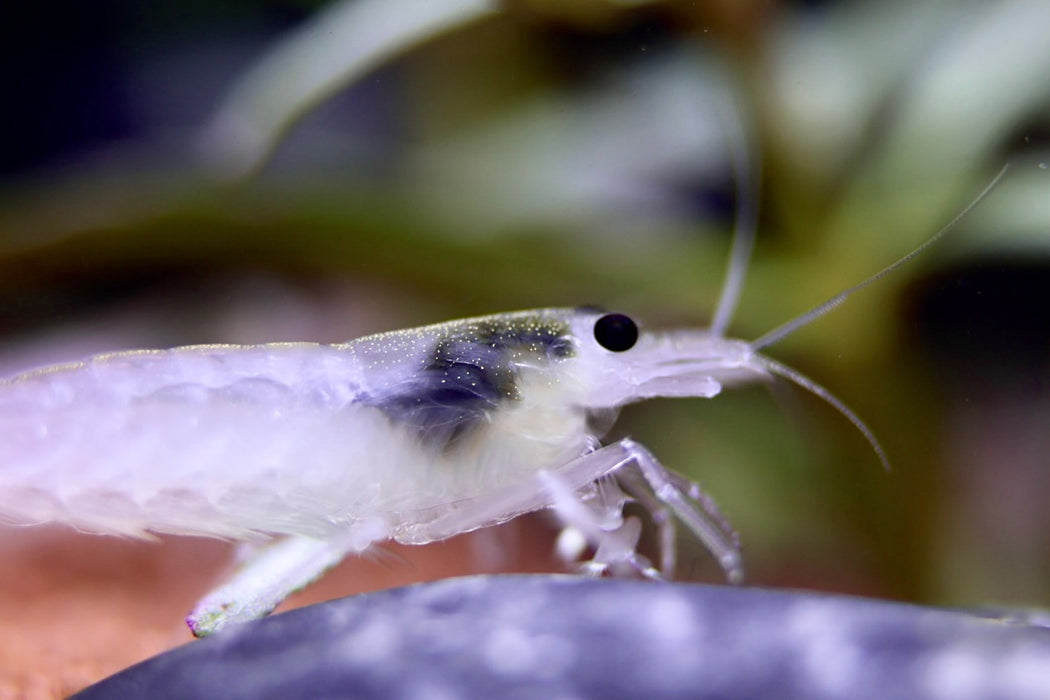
1,307,771,633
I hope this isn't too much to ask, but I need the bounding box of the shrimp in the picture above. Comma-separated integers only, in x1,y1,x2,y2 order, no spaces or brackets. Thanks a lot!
0,169,1007,637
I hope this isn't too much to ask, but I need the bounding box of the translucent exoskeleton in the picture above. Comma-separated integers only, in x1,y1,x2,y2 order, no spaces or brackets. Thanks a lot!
0,170,1006,636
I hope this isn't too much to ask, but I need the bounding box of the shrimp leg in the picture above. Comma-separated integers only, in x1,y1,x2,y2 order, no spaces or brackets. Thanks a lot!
186,528,382,637
540,438,743,583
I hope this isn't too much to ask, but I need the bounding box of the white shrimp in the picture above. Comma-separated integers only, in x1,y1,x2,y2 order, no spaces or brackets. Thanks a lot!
0,170,1007,636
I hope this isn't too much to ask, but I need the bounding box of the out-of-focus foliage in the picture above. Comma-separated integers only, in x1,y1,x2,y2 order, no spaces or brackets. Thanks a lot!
2,0,1050,608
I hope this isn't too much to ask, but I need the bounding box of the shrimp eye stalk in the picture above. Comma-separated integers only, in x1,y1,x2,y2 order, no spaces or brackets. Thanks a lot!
593,314,638,352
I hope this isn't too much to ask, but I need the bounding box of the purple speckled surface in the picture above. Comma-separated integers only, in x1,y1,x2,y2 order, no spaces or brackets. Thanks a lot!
74,575,1050,700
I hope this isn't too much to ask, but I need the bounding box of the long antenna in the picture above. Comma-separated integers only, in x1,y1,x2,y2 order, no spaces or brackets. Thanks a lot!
750,164,1009,352
709,97,760,339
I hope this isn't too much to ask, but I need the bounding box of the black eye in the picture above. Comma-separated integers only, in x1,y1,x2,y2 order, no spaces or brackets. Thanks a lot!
593,313,638,352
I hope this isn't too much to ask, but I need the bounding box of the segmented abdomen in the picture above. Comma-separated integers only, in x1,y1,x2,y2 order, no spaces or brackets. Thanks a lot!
0,343,385,538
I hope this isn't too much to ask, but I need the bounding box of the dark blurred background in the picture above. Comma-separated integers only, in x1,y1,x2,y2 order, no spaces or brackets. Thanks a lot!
2,0,1050,691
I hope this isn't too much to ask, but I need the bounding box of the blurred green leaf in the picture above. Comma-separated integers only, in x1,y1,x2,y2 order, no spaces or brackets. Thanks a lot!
201,0,500,179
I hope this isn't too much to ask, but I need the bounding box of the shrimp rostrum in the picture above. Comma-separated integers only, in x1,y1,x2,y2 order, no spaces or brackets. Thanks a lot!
0,172,1005,636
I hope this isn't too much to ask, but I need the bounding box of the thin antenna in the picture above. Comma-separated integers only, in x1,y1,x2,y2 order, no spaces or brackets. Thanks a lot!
709,98,760,339
756,355,890,471
750,164,1009,352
